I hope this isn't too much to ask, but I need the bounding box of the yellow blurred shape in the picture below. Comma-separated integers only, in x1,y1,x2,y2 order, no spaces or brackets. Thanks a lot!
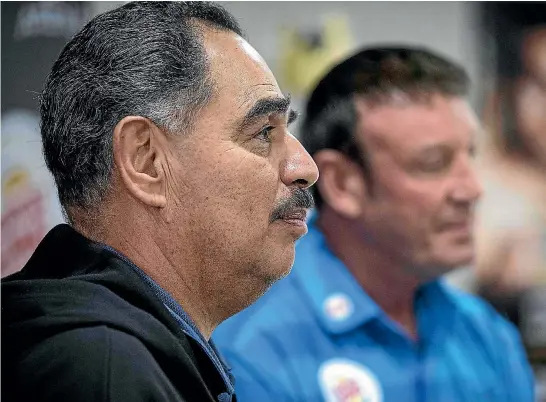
3,169,30,194
279,15,354,96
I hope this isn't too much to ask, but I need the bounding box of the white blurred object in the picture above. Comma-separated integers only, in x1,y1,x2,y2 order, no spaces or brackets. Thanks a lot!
1,109,64,277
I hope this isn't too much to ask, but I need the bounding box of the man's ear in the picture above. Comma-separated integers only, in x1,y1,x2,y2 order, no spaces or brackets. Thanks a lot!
313,149,368,219
113,116,167,208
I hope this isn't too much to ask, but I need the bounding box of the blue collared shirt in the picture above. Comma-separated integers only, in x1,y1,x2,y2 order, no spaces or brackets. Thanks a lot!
101,244,235,402
213,216,534,402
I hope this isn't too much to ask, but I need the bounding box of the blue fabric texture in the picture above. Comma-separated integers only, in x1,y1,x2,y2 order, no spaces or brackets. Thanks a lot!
214,215,535,402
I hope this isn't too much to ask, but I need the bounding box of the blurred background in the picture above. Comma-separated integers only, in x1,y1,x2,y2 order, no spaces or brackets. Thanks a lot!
1,2,545,398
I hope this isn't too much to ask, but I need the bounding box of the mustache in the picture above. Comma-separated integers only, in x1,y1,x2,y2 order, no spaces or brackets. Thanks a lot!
270,188,315,222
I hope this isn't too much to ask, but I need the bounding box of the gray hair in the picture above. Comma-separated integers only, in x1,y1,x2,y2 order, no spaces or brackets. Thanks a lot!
40,1,242,221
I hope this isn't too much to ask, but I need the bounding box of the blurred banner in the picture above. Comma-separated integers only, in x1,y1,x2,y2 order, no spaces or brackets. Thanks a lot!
1,2,92,277
1,110,62,277
477,3,546,398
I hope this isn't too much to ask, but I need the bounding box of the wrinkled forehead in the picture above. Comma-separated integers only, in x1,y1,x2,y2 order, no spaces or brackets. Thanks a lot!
202,28,283,111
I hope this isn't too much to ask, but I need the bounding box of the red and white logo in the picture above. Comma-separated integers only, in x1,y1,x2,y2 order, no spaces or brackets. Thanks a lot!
318,359,382,402
323,293,354,322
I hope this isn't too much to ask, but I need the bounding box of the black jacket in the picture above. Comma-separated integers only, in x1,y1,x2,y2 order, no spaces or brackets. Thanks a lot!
2,224,236,402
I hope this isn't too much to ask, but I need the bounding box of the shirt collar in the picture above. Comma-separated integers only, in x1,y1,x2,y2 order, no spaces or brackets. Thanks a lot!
99,244,235,393
292,213,381,335
293,213,459,337
415,278,461,338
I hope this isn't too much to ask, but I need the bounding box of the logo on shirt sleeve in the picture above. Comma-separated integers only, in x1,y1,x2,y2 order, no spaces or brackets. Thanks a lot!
318,359,382,402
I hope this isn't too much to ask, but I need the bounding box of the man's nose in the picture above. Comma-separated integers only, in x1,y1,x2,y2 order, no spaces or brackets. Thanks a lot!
450,158,482,204
280,133,319,189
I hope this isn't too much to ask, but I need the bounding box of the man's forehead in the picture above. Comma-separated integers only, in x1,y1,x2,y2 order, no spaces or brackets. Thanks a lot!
203,28,280,92
235,36,267,66
356,95,479,150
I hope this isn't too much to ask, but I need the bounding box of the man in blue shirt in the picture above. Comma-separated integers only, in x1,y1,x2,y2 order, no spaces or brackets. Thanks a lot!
214,46,535,401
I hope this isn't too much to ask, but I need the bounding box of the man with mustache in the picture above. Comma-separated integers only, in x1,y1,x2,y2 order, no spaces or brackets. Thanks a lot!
215,47,534,401
1,2,318,401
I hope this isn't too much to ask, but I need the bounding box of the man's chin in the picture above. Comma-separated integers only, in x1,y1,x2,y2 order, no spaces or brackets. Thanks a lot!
452,246,475,265
262,246,296,283
414,247,474,281
434,248,475,273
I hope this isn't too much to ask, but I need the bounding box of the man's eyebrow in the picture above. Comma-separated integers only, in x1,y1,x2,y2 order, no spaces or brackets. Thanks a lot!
288,109,299,125
240,94,292,128
415,143,451,156
415,140,477,157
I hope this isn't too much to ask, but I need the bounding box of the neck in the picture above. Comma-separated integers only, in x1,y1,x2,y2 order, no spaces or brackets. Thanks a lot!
75,203,218,340
318,208,422,339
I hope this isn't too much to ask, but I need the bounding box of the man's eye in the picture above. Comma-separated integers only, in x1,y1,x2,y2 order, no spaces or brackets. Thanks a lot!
255,126,274,142
421,159,446,172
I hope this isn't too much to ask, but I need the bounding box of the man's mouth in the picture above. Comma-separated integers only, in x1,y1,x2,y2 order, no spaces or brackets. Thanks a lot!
269,188,315,224
273,208,310,237
439,219,473,236
277,208,309,225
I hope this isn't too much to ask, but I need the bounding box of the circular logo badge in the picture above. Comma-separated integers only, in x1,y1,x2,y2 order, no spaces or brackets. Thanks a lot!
323,293,354,322
318,359,382,402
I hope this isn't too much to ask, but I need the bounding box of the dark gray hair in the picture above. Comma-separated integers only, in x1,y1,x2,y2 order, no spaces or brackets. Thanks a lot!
300,46,470,209
40,1,242,221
